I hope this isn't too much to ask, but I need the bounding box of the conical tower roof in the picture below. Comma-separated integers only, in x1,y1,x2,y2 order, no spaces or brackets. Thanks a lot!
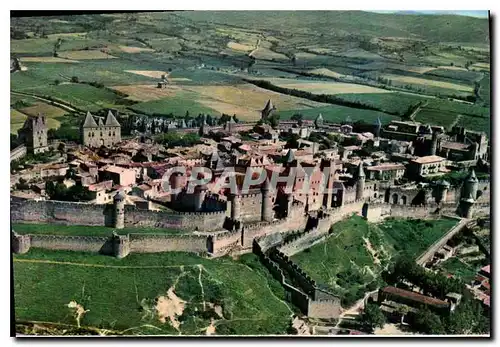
97,117,105,127
357,162,365,178
284,148,295,163
83,111,98,128
105,110,121,127
467,168,478,182
262,99,275,112
114,190,126,201
315,113,323,122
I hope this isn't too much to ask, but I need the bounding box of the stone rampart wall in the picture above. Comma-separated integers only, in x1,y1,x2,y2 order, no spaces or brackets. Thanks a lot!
10,197,226,231
129,234,208,253
30,234,113,254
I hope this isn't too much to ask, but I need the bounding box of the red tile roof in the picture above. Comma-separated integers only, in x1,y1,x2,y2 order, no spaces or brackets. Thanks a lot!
381,286,450,308
481,265,490,275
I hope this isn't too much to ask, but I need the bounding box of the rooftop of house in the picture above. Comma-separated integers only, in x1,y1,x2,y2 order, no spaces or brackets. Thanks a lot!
102,165,134,175
411,155,446,164
380,286,450,309
88,180,114,192
390,120,421,126
40,163,69,170
342,145,361,151
441,141,470,151
366,163,406,171
480,265,490,275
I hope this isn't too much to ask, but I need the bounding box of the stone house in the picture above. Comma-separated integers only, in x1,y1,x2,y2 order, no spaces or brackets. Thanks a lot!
99,166,136,187
88,180,114,204
366,163,406,181
408,155,447,179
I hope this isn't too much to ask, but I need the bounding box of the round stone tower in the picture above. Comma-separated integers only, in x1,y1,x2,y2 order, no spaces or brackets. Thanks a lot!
169,171,184,201
261,179,273,222
462,169,479,201
112,232,130,259
460,192,475,219
430,130,439,156
194,184,207,212
356,162,365,201
436,180,450,204
285,192,293,218
113,190,126,229
12,230,31,254
230,193,241,221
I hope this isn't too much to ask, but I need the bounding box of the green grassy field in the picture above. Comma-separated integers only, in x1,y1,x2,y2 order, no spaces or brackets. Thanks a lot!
13,250,292,336
423,68,483,82
437,257,477,283
12,223,187,236
12,83,128,112
291,215,457,306
455,114,490,135
477,73,491,106
414,108,460,129
128,92,217,117
277,105,399,124
333,92,426,116
12,60,163,89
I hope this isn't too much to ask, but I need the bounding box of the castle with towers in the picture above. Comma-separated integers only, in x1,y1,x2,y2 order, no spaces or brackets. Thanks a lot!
81,110,122,148
14,110,123,155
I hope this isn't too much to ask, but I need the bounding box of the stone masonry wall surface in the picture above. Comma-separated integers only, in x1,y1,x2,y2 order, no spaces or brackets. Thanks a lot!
129,234,208,253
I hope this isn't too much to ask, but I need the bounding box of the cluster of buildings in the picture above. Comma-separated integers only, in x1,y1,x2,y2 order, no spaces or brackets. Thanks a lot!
11,100,490,223
9,99,491,330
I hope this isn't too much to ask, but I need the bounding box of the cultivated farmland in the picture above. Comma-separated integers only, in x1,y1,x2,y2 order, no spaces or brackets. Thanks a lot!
252,78,393,95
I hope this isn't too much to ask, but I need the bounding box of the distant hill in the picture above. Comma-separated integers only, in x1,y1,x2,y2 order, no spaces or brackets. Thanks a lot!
176,10,490,43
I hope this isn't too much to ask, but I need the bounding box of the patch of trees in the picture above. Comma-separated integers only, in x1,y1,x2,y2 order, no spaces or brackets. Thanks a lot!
10,134,22,150
290,113,303,125
357,302,386,333
45,181,93,202
156,132,201,148
402,101,424,120
422,170,489,187
412,294,489,335
382,257,464,300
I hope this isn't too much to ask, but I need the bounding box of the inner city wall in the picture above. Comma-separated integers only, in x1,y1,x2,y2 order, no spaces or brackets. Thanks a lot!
10,197,225,231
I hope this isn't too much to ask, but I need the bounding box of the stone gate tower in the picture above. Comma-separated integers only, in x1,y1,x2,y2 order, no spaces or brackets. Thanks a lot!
17,114,49,154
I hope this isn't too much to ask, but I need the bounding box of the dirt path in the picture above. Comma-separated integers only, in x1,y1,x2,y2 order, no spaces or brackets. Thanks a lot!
374,323,410,335
66,300,90,327
335,290,378,327
408,101,427,121
14,258,198,269
449,114,463,130
197,264,206,311
363,237,380,265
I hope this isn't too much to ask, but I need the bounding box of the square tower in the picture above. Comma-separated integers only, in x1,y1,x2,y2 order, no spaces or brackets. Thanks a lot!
17,114,49,154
